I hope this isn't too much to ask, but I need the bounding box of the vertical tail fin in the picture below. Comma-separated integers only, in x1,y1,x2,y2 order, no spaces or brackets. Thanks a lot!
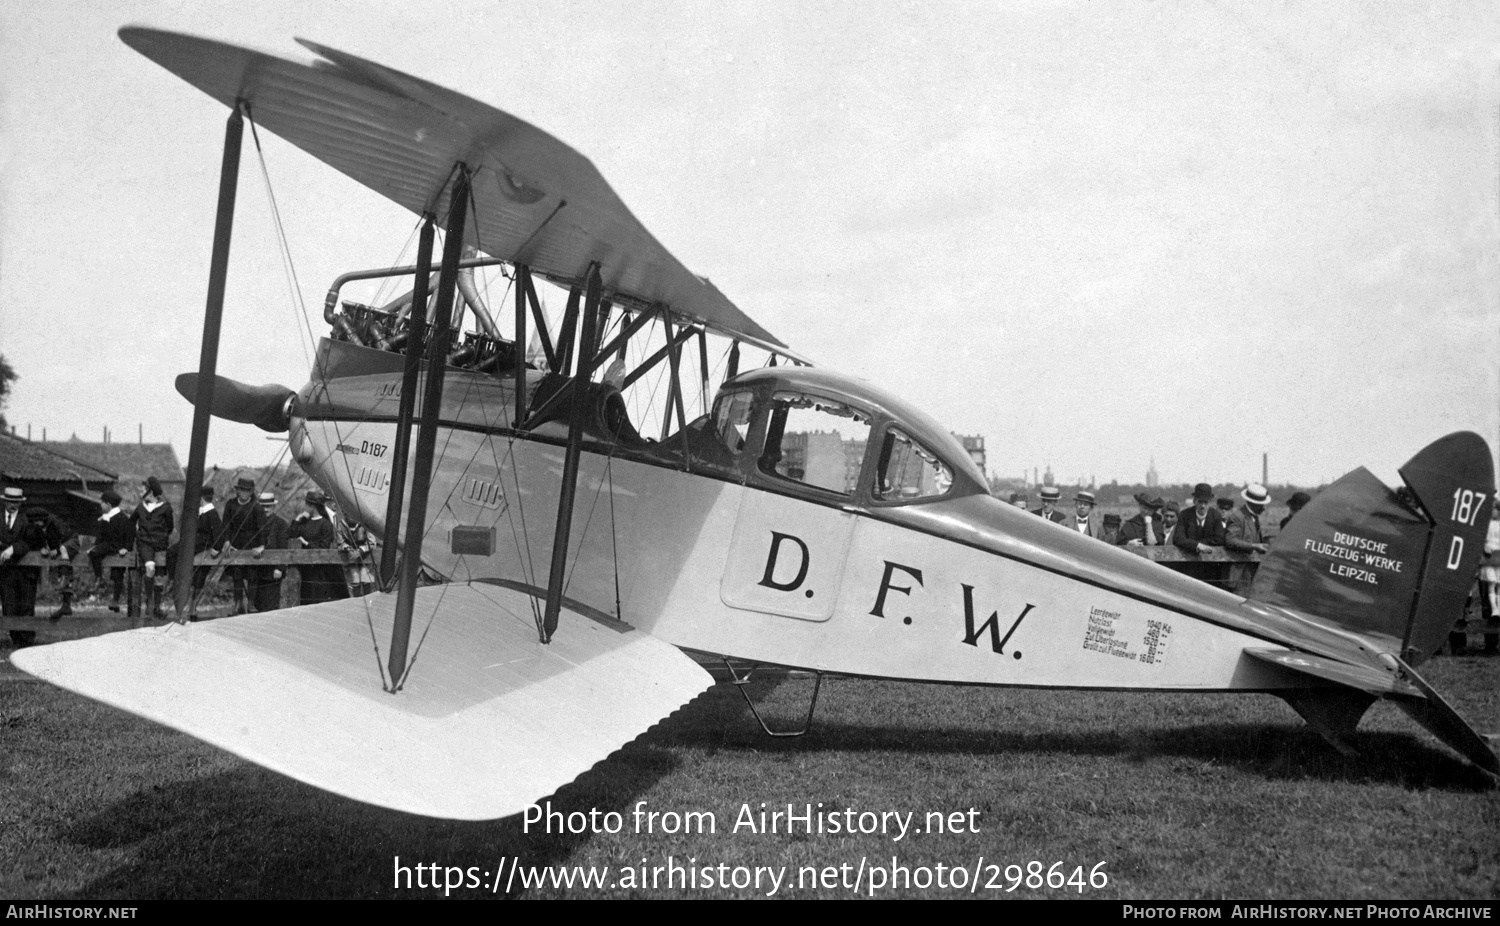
1250,432,1494,664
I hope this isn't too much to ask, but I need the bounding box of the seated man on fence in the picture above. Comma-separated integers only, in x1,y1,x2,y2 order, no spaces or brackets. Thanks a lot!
90,490,135,613
24,505,80,619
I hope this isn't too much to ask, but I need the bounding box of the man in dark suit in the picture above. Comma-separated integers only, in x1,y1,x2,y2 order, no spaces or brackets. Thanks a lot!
220,475,266,614
1032,485,1068,524
1175,483,1226,553
1280,491,1311,531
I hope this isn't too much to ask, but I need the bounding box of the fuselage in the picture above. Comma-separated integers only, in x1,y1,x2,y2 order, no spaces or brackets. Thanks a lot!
292,339,1392,692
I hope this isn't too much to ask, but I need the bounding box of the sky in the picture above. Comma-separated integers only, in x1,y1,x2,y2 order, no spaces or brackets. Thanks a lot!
1,0,1497,489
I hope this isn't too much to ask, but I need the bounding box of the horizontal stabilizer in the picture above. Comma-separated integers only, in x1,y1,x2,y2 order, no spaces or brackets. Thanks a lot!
12,583,714,819
1243,648,1414,698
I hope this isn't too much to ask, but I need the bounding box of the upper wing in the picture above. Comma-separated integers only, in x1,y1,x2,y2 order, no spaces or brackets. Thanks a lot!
118,26,789,353
12,583,714,820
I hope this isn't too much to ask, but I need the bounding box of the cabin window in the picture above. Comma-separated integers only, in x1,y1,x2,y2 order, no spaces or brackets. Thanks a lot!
875,428,953,501
758,392,871,496
712,390,755,456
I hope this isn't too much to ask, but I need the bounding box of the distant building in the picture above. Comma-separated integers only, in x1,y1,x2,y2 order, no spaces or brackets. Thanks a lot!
844,438,866,492
42,438,185,513
0,432,117,536
780,430,850,493
953,434,986,479
1146,457,1159,488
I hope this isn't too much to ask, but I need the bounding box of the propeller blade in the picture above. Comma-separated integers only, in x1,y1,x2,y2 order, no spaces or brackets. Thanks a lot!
174,373,293,433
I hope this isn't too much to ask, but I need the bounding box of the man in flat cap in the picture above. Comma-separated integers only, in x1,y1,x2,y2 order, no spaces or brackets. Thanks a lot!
1008,491,1028,510
1066,490,1106,539
1116,492,1163,546
1033,485,1067,524
1175,483,1227,554
1225,484,1271,555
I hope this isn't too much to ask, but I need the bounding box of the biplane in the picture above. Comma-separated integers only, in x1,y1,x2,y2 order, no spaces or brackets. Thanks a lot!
13,27,1498,820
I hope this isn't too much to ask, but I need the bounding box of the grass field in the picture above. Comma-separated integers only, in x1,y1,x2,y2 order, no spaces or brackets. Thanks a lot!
2,610,1498,901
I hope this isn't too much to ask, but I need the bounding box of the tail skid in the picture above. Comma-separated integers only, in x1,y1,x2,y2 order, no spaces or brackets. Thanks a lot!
1247,648,1498,773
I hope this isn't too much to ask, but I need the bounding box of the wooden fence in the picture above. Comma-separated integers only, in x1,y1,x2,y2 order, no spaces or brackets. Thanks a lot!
0,547,374,634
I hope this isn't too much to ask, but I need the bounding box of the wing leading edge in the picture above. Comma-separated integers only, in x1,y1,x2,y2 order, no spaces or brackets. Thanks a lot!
117,26,790,354
12,584,714,820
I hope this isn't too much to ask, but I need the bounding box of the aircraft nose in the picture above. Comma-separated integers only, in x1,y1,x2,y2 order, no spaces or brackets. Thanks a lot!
288,412,313,465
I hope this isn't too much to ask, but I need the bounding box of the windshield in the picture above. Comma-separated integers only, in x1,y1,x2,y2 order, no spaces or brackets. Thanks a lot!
758,391,872,496
875,428,953,501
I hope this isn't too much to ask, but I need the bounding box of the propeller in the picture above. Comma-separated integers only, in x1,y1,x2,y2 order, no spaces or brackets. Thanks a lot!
174,373,294,433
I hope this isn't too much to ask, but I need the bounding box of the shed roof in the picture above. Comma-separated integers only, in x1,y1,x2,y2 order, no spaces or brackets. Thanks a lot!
0,433,116,484
40,440,184,483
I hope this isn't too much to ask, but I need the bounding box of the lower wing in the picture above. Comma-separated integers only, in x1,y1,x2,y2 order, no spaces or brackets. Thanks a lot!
11,583,713,820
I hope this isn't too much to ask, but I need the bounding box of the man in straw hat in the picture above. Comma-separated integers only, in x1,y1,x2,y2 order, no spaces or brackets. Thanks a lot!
254,491,290,613
1065,489,1106,540
1033,485,1067,524
0,486,38,630
1224,484,1272,555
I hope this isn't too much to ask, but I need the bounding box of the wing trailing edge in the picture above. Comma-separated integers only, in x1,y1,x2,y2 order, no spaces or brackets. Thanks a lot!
12,584,714,819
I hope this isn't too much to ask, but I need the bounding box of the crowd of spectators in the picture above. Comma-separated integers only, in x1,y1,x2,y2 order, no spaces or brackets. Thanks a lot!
1011,481,1286,553
0,474,376,626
